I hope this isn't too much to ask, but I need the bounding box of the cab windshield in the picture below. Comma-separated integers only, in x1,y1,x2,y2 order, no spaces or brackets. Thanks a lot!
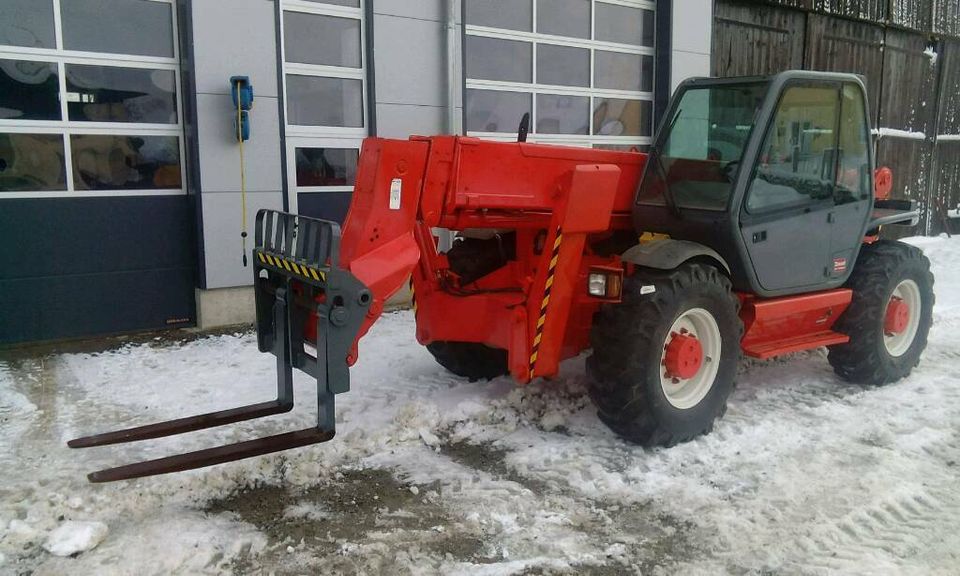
638,82,768,211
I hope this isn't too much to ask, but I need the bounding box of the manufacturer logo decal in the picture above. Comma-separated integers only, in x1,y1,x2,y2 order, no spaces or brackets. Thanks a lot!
389,178,402,210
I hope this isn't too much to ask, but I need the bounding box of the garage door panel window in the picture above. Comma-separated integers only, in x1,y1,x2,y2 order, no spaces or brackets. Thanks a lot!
286,75,364,128
594,51,652,92
0,133,66,192
537,0,591,39
595,3,654,46
466,89,532,133
466,36,532,84
295,147,358,187
0,0,57,50
465,0,655,147
537,44,589,87
593,98,650,137
537,94,589,135
301,0,360,7
0,59,60,121
70,134,181,191
61,0,175,59
283,12,361,68
65,65,177,124
466,0,533,32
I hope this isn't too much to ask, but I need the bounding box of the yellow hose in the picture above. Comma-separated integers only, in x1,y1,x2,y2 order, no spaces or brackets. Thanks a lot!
237,81,248,266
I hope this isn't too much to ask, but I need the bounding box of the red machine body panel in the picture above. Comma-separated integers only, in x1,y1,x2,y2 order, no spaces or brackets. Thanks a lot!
337,136,855,382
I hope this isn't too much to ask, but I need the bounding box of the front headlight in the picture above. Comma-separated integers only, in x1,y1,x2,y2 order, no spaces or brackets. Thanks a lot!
588,273,607,297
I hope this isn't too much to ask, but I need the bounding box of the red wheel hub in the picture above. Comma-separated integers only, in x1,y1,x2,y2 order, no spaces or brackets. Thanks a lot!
885,298,910,335
664,333,703,380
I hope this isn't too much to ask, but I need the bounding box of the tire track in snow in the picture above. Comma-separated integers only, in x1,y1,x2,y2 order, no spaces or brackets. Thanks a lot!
787,483,960,573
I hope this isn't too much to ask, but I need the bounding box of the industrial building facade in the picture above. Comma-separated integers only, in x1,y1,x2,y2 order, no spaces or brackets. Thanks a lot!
0,0,708,344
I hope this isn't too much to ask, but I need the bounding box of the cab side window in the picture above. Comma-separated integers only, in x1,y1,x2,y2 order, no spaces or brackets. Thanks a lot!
835,84,871,205
746,85,840,213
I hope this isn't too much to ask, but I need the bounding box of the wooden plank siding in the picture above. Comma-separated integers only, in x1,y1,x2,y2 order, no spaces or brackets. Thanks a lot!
713,1,806,77
930,39,960,234
812,0,888,21
725,0,959,39
935,0,960,37
890,0,935,31
875,29,940,235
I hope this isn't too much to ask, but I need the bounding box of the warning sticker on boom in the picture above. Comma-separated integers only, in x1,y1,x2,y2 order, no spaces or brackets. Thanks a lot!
389,179,402,210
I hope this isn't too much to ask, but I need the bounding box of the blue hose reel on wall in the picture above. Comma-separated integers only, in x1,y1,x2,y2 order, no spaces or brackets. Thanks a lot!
231,75,254,141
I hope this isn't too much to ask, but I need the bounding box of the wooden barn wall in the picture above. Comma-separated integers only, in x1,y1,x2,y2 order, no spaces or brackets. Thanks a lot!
713,0,960,236
812,0,888,21
891,0,935,30
931,39,960,235
935,0,960,36
757,0,947,34
875,29,940,235
713,2,806,76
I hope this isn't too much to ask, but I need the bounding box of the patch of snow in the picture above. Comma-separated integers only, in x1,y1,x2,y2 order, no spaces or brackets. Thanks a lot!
872,127,927,140
418,427,441,448
43,521,108,557
1,237,958,574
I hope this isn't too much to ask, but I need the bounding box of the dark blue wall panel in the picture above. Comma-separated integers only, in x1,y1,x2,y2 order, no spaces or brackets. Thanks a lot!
0,196,196,344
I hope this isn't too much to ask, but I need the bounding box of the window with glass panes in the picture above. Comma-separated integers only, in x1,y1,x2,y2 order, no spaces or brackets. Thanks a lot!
0,0,183,196
280,0,366,213
464,0,655,150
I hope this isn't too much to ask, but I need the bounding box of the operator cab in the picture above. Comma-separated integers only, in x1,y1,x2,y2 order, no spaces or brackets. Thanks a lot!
634,71,878,298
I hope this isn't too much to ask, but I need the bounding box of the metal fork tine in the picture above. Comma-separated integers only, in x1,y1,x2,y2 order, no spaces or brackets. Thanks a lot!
67,401,290,448
86,428,336,483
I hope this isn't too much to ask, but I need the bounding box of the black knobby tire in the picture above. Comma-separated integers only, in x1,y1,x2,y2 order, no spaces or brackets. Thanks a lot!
586,263,742,447
827,240,934,385
426,341,509,382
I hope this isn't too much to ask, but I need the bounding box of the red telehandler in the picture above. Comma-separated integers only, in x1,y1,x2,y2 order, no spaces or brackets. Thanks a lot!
72,71,934,482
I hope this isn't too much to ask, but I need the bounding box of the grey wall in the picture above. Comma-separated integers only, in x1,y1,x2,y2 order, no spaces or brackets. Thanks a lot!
190,0,284,289
671,0,712,91
372,0,461,137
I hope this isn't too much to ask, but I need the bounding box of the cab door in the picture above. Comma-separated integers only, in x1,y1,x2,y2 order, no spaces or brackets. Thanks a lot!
739,82,841,293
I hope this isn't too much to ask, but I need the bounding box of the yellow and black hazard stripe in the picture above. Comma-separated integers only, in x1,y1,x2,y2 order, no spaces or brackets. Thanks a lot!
529,225,562,380
256,251,327,283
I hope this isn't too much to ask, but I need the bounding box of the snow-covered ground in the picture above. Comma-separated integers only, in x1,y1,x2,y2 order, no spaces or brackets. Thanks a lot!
1,235,959,575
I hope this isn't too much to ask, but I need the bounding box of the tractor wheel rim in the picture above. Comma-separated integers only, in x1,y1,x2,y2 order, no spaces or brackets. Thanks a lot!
660,308,722,410
884,279,921,357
